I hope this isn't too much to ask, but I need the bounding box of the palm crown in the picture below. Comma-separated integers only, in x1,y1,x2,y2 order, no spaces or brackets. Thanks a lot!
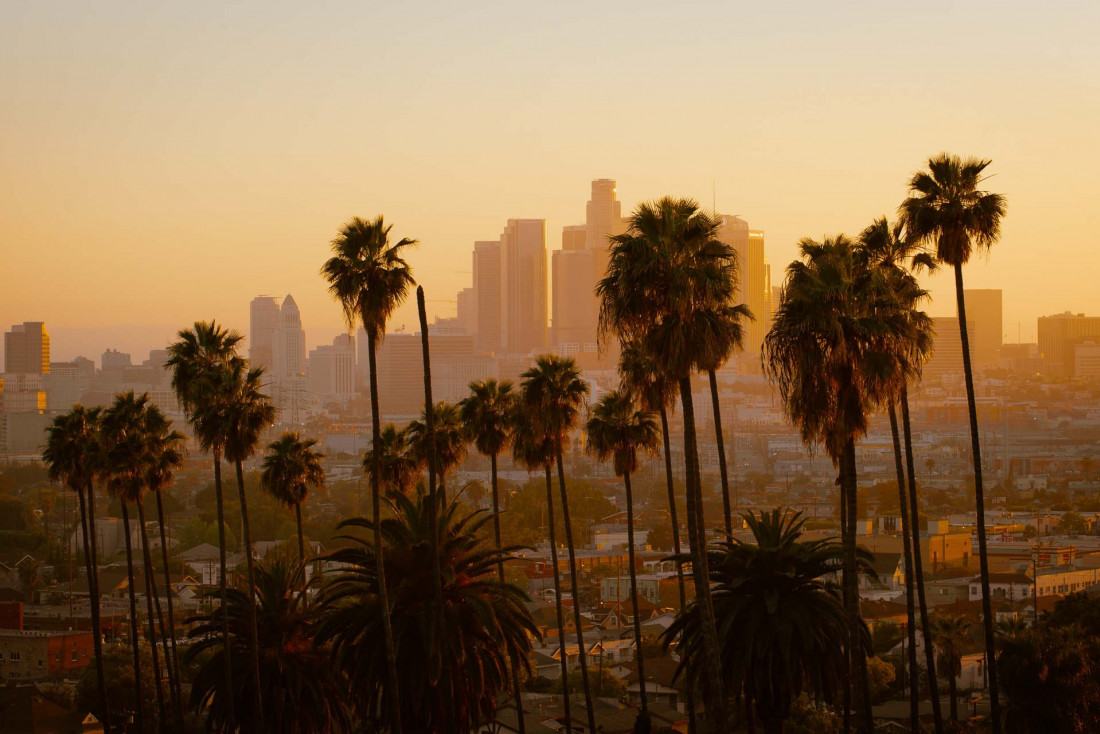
363,424,421,496
458,379,516,458
518,355,589,449
584,389,660,477
405,400,468,479
44,405,102,493
261,432,325,509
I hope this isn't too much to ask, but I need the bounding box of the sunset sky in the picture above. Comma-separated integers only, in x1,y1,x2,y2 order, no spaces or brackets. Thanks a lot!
2,2,1097,363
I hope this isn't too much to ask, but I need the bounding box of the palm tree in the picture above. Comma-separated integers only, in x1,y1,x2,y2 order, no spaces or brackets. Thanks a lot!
141,405,187,724
511,416,572,730
665,510,859,734
617,341,698,731
166,320,245,724
930,614,971,723
406,400,468,498
363,423,421,497
217,359,277,720
900,154,1008,731
261,432,325,563
43,406,111,732
763,235,913,733
585,389,660,721
99,391,167,730
459,377,526,731
186,559,352,733
860,216,944,734
322,215,416,732
316,490,537,732
600,197,745,731
520,355,597,734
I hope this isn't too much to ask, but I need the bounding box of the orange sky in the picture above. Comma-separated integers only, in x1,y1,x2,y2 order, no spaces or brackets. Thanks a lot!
2,3,1097,362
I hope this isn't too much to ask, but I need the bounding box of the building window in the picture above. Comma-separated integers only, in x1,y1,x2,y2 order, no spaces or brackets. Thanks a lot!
81,648,87,657
71,650,78,662
10,652,20,662
55,652,61,661
38,659,43,668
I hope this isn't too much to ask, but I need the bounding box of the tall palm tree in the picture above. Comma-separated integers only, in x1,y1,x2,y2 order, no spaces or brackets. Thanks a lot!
141,406,187,724
43,406,111,732
519,355,596,734
363,424,421,497
186,559,352,734
600,197,740,731
585,389,660,721
99,392,166,731
216,359,277,722
763,236,912,733
166,320,244,725
665,510,860,734
618,341,698,731
900,154,1007,731
316,490,537,733
261,432,326,563
511,417,572,731
406,400,468,498
322,215,416,733
459,378,525,731
860,216,944,734
930,614,971,724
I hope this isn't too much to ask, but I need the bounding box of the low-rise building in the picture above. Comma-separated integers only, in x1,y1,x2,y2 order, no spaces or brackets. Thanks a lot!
0,629,95,681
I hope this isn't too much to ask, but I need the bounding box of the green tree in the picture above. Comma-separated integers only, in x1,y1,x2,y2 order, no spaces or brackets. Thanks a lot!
520,354,596,734
930,614,971,723
322,215,416,732
1058,511,1087,537
316,491,537,733
585,389,660,721
901,153,1008,732
43,405,111,731
261,432,325,563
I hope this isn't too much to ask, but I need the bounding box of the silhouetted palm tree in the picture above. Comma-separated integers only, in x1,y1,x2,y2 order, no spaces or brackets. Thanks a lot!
261,432,325,563
322,215,416,732
186,559,351,734
363,423,421,497
585,389,660,720
460,377,525,731
764,236,912,733
407,400,468,498
316,491,537,732
43,406,111,732
860,216,943,734
665,510,860,734
930,614,971,723
900,154,1007,731
166,321,244,724
600,197,738,731
520,354,596,734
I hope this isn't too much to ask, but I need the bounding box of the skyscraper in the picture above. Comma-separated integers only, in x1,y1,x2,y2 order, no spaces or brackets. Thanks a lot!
473,241,502,355
4,322,49,374
924,316,975,382
585,179,623,254
456,287,476,337
308,333,356,403
249,296,281,375
273,294,306,423
964,289,1003,369
500,219,548,355
716,215,770,358
1038,311,1100,378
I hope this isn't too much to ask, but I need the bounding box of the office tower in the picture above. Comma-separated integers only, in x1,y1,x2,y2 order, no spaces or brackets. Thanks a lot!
562,224,586,251
1037,311,1100,378
585,179,623,253
456,287,476,337
716,215,770,357
500,219,548,355
4,322,49,375
308,333,356,403
964,289,1003,368
250,296,281,374
101,349,132,370
552,237,595,352
273,294,307,422
473,241,502,355
924,317,975,382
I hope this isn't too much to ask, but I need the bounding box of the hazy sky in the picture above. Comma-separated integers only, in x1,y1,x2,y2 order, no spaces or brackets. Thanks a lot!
2,2,1097,364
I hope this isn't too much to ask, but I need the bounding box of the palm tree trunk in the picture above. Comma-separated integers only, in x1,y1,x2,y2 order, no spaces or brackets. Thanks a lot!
901,386,945,734
660,406,696,734
888,404,919,732
954,264,1000,733
234,458,265,729
708,369,734,537
840,439,870,734
678,376,729,734
295,503,305,564
948,672,958,723
623,470,649,716
367,331,403,734
492,453,526,734
154,490,184,727
212,449,235,727
136,501,168,727
544,463,572,731
555,449,597,734
121,502,146,734
79,484,111,731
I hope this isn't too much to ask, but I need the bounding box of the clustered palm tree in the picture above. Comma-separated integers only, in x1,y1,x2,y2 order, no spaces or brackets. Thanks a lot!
261,431,326,563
